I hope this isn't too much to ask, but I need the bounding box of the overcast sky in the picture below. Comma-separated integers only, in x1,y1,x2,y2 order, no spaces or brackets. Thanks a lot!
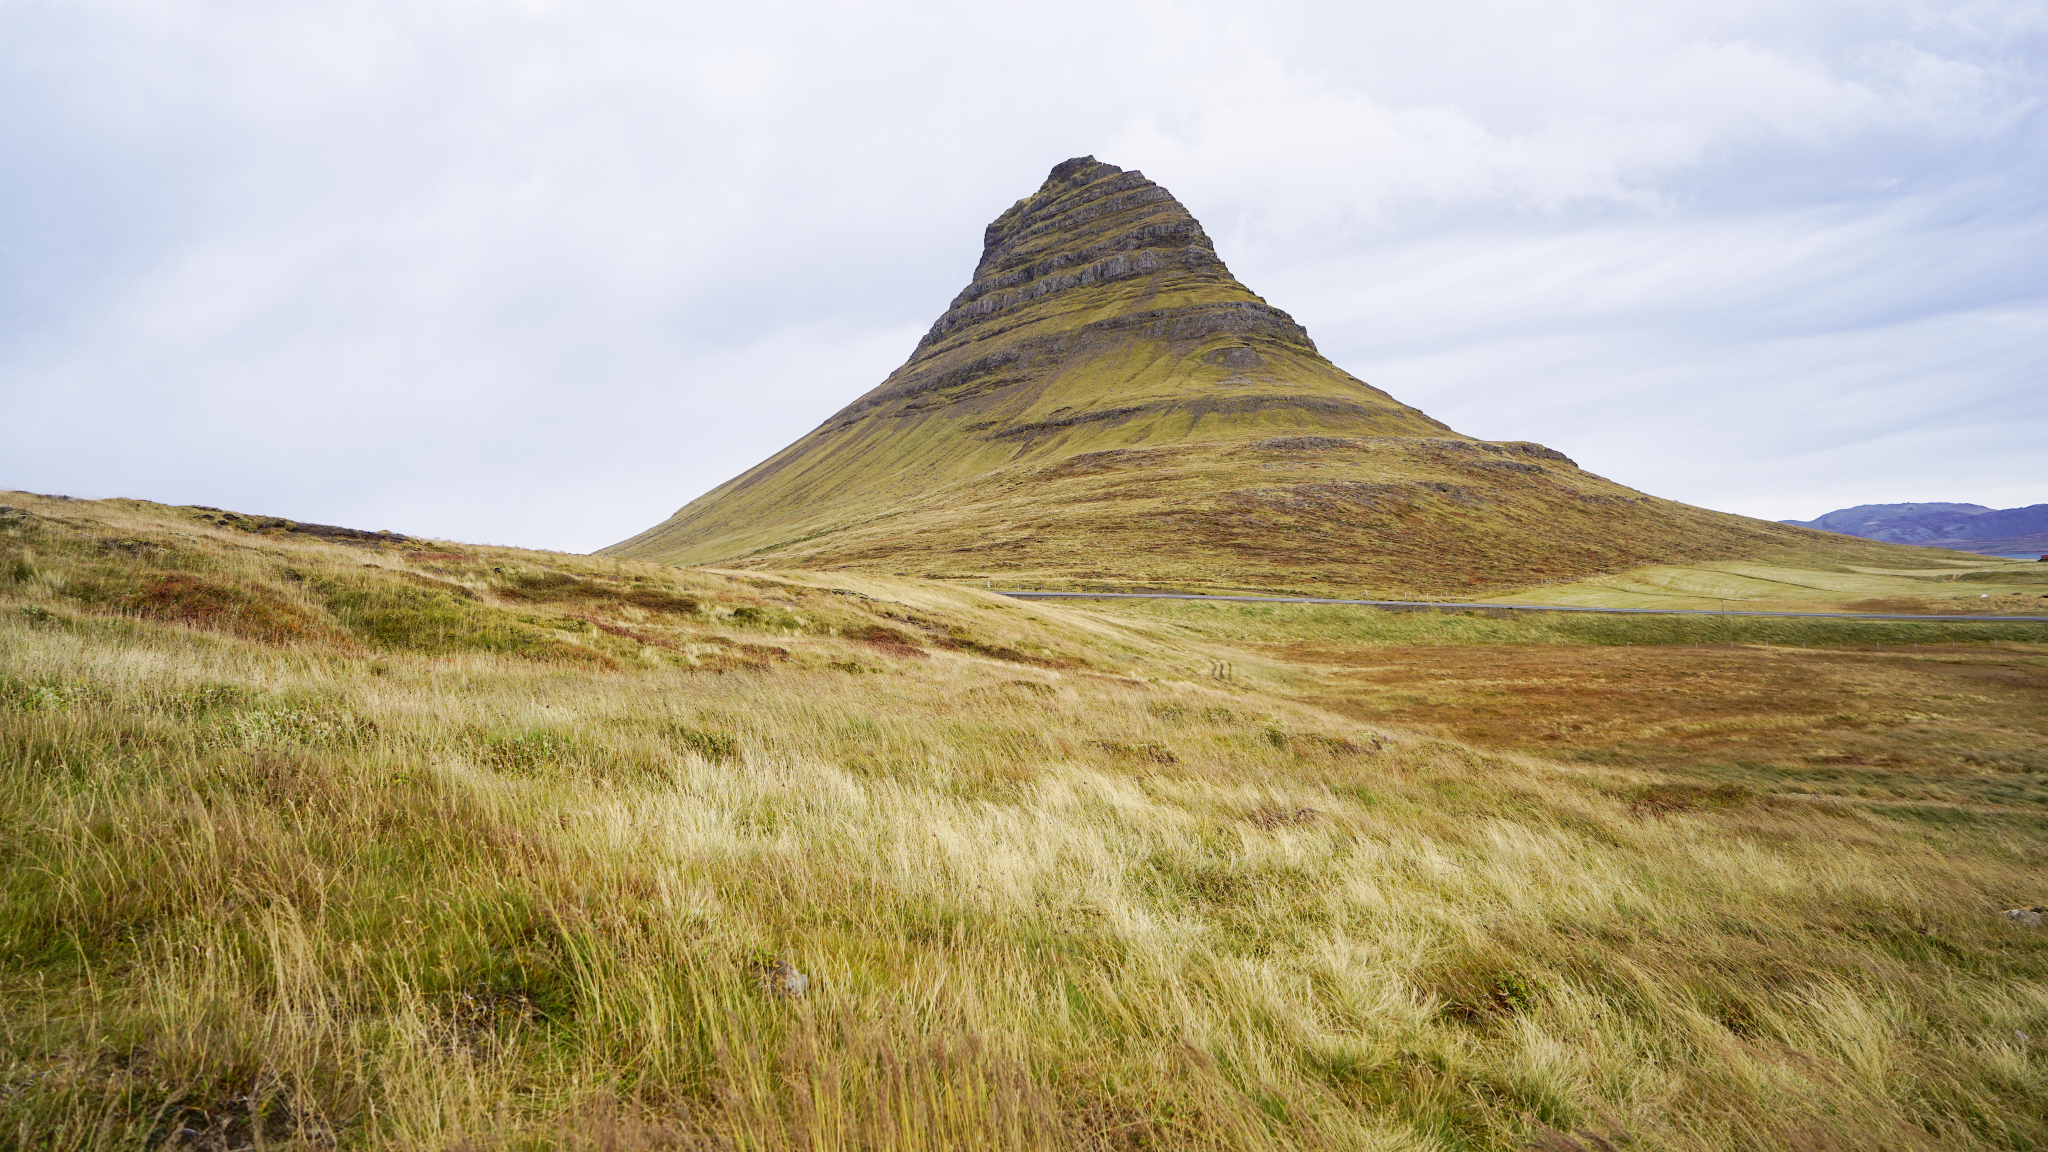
3,0,2042,552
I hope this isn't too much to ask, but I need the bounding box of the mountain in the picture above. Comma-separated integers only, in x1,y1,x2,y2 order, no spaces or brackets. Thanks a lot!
605,157,1942,594
1782,503,2048,556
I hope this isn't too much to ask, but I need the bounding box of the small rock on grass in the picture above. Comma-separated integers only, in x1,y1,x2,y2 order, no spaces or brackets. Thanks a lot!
2000,907,2046,926
766,959,809,998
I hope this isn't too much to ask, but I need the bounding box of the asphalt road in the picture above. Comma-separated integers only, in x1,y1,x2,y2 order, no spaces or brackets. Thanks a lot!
995,590,2048,624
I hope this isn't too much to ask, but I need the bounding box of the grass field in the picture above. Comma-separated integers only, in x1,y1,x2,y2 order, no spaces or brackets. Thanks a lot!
1083,599,2048,811
1483,557,2048,615
5,491,2048,1150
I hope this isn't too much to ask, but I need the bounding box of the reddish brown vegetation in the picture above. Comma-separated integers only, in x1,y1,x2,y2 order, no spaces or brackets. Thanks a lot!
578,616,670,648
848,624,926,659
1285,641,2048,805
125,573,334,645
534,641,618,670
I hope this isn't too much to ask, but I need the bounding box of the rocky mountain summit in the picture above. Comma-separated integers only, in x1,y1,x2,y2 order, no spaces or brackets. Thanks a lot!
858,156,1439,442
606,159,1942,595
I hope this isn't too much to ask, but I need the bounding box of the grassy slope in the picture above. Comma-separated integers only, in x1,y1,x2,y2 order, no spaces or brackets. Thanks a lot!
617,430,1978,600
606,168,1452,575
607,345,1448,572
601,164,1948,598
6,491,2048,1151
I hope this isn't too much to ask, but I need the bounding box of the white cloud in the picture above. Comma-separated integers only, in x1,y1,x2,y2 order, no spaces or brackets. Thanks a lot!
0,0,2041,550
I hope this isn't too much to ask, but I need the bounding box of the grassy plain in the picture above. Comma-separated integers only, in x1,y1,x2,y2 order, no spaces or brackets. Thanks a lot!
5,491,2048,1151
1087,600,2048,809
1485,556,2048,615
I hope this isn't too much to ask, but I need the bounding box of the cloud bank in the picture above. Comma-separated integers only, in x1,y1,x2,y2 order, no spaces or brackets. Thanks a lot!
2,0,2041,550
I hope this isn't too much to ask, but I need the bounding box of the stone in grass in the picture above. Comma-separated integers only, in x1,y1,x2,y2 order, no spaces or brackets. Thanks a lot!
2001,907,2047,926
765,958,809,998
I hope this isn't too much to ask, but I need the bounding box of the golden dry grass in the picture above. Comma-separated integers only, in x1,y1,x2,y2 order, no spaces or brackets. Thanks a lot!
4,492,2048,1150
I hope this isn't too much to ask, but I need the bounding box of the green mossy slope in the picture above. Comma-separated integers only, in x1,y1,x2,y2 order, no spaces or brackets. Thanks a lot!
605,158,1952,595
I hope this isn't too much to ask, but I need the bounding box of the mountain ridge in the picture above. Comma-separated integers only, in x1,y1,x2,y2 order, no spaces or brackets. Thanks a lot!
1782,502,2048,555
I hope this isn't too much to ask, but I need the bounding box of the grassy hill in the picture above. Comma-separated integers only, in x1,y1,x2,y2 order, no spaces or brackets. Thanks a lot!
6,489,2048,1150
602,158,1948,596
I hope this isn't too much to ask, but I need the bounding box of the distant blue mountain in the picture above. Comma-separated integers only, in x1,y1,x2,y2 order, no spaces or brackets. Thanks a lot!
1780,502,2048,556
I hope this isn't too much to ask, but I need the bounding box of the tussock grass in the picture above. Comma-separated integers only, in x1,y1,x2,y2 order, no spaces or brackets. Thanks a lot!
4,494,2048,1149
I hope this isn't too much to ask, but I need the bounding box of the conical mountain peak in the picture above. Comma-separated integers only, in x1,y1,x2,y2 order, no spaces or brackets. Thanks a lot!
913,157,1244,356
604,159,1828,596
823,157,1444,445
